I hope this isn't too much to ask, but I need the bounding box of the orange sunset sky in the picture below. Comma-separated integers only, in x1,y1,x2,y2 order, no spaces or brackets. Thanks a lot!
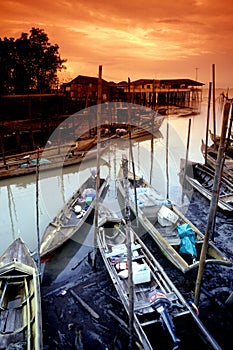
1,0,233,88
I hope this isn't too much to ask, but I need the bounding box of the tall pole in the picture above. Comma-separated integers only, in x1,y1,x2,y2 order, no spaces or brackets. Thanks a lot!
181,118,192,203
166,118,169,199
92,65,102,269
0,131,6,167
149,112,155,185
205,82,212,165
36,148,41,273
212,64,216,148
194,102,230,306
128,78,138,223
122,155,134,350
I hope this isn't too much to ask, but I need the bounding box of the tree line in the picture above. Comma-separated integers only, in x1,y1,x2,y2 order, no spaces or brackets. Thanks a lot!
0,27,66,95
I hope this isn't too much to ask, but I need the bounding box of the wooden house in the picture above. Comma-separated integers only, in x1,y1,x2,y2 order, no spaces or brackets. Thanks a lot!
62,75,109,106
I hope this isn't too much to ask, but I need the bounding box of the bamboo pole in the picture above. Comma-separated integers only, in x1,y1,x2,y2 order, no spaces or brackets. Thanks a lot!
36,147,41,273
92,65,102,269
181,118,192,203
194,102,230,306
225,104,233,154
205,82,212,165
212,64,216,149
0,131,6,166
122,155,134,350
166,118,169,199
128,78,138,222
149,112,154,185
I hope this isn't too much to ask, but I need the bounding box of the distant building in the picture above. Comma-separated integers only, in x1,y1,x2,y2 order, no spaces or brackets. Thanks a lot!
61,75,204,108
62,75,109,105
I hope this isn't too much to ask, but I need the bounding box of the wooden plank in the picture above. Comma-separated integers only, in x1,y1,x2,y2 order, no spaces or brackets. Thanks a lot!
70,289,99,319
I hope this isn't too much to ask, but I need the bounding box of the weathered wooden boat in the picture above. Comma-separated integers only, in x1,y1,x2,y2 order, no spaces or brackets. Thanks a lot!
0,137,101,180
40,171,109,262
201,140,233,182
0,237,42,349
117,166,231,273
209,129,233,146
180,159,233,212
117,165,166,224
97,207,222,350
119,114,165,140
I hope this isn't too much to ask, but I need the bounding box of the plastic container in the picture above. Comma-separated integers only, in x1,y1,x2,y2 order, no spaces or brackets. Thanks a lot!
158,205,179,227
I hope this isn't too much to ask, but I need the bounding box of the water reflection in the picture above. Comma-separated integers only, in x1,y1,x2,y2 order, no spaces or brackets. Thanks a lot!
0,97,226,256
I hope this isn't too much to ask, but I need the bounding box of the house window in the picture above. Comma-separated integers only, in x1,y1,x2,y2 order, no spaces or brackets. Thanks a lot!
147,85,150,89
142,85,144,89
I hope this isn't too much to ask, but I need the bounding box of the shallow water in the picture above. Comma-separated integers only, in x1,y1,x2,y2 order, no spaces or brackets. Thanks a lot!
0,94,230,257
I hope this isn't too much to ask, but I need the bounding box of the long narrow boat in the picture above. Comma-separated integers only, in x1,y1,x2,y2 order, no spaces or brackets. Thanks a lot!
0,142,104,180
201,140,233,182
116,114,165,140
117,166,231,273
208,129,233,157
117,165,166,224
0,237,42,349
40,171,109,262
97,207,222,350
180,159,233,212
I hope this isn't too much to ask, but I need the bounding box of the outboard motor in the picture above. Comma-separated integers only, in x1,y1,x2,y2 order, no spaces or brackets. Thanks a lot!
149,290,181,350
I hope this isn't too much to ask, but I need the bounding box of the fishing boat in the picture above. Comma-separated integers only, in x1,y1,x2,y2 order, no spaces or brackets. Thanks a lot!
117,164,166,224
209,129,233,146
201,140,233,182
40,170,109,262
0,237,42,349
0,139,103,180
118,114,165,140
117,165,231,273
180,159,233,212
97,207,222,350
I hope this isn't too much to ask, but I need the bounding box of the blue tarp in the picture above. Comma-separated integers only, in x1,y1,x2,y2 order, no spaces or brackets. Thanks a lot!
31,158,51,164
177,223,197,257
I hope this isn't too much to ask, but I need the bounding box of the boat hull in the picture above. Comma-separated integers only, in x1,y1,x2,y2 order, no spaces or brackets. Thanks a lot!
117,166,231,273
40,174,109,261
97,209,222,350
0,238,42,350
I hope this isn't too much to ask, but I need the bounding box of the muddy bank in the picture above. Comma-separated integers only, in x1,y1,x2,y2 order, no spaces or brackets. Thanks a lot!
41,191,233,350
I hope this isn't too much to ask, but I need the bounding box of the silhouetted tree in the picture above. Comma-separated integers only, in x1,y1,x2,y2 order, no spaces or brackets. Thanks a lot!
0,27,66,95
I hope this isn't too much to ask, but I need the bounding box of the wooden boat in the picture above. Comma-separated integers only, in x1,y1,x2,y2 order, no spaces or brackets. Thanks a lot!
117,164,166,224
209,130,233,157
0,237,42,349
180,159,233,212
0,137,101,180
209,129,233,148
201,140,233,182
117,166,231,273
115,114,165,140
40,171,109,262
97,207,222,350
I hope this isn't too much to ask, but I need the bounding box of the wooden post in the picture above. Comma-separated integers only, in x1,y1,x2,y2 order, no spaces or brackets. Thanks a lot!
166,118,169,199
225,105,233,154
194,102,230,306
205,82,212,165
128,77,131,103
149,112,155,185
0,131,6,166
212,64,216,149
128,78,138,222
92,65,102,269
122,155,134,350
36,148,41,274
181,118,192,203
